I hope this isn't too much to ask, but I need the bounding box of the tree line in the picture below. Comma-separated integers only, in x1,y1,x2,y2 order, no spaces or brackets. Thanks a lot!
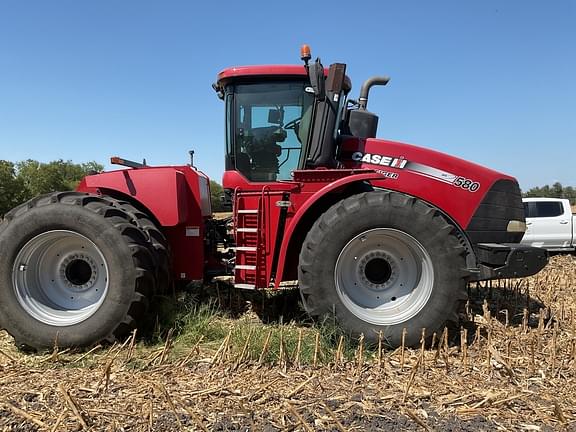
0,159,103,216
523,182,576,205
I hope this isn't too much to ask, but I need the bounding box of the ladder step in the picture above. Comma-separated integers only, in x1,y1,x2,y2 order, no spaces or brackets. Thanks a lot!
235,283,256,290
235,246,257,252
238,209,258,214
237,228,258,233
235,265,257,271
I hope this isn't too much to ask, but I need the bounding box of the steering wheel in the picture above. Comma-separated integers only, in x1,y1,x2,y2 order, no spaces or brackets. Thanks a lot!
283,117,302,130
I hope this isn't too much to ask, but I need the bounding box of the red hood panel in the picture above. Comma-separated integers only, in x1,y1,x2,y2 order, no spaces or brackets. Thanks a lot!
340,137,516,228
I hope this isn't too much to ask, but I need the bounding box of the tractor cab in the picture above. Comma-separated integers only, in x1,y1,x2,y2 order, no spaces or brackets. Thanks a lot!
215,50,352,186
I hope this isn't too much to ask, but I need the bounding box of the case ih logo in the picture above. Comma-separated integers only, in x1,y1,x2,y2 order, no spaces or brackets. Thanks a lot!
350,151,408,169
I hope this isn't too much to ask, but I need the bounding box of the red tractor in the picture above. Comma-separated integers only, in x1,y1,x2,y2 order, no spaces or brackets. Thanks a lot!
0,47,547,350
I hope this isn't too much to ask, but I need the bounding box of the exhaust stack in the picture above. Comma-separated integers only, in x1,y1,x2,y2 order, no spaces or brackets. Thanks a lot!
348,76,390,139
358,76,390,110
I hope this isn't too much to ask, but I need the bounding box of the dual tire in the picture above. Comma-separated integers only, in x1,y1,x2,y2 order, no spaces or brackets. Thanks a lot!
0,192,168,350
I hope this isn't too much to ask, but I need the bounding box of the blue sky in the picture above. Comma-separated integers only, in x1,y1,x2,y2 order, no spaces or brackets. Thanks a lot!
0,0,574,190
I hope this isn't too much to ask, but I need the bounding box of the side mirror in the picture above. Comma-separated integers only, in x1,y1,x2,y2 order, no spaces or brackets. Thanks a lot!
267,108,284,125
326,63,346,101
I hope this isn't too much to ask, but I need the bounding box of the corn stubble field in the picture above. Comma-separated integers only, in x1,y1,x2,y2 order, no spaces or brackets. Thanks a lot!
1,255,575,431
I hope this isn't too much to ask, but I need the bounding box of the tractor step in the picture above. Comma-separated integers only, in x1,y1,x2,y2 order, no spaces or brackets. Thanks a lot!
237,209,258,214
235,264,257,271
237,228,258,233
234,283,256,290
235,246,258,252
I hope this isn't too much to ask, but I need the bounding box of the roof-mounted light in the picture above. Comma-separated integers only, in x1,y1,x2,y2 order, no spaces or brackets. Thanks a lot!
300,44,311,66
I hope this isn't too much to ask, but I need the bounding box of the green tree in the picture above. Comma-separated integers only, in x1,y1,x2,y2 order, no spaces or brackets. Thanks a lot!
0,160,26,216
0,159,103,217
16,159,103,197
210,180,226,212
523,182,576,204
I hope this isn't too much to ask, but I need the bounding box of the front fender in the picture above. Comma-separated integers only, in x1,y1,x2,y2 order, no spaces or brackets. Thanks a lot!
274,172,383,287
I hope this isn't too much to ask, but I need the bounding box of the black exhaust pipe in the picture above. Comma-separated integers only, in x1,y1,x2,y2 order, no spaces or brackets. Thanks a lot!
358,76,390,110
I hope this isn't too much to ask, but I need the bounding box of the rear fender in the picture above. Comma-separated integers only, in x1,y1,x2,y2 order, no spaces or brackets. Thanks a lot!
77,167,203,226
77,166,210,281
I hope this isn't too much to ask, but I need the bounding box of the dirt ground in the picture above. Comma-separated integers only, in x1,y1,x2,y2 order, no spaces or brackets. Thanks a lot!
1,254,575,431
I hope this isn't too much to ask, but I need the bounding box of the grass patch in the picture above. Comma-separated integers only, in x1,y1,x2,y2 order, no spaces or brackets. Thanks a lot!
140,286,366,367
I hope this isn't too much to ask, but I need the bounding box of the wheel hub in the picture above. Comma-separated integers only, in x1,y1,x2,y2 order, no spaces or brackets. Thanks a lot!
12,230,109,326
60,254,98,290
335,228,434,326
357,252,397,291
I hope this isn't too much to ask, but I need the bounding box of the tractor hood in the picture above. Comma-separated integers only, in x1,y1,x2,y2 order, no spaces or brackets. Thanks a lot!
340,137,524,243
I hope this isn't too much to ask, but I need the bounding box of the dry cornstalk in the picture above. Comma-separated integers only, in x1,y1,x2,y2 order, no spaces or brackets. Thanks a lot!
522,308,529,333
489,345,515,379
378,331,383,368
461,327,468,368
313,332,320,368
59,383,90,429
178,335,205,367
212,328,233,365
285,402,314,432
234,328,253,368
2,401,47,428
419,328,426,368
126,328,137,362
435,327,446,362
0,348,17,363
159,383,184,430
278,327,285,368
258,329,273,364
158,327,174,365
402,355,422,403
430,332,437,353
72,344,102,363
182,405,210,432
443,327,450,372
147,398,153,432
554,399,567,424
400,327,407,369
335,335,345,366
286,375,316,398
356,333,365,373
403,407,431,432
294,328,303,368
321,401,348,432
550,321,558,371
50,411,66,432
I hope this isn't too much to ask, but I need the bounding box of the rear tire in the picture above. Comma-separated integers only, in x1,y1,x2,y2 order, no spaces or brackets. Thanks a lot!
298,191,468,348
111,200,171,294
0,192,156,350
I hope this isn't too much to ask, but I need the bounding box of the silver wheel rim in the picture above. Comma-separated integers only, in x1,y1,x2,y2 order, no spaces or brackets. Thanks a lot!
335,228,434,326
12,230,109,326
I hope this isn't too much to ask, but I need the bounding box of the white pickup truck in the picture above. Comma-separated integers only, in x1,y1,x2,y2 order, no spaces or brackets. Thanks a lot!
521,198,576,252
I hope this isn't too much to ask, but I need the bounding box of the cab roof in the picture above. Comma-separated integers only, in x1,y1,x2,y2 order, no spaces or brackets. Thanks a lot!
216,64,352,91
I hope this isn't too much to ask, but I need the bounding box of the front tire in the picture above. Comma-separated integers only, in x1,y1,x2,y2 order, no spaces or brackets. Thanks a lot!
298,191,468,348
0,192,156,350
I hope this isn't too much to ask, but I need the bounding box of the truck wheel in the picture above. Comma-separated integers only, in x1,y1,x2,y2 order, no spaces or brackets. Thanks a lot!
0,192,156,350
298,191,468,348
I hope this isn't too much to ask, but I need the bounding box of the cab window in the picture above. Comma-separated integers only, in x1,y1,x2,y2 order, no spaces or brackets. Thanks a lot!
230,82,314,182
